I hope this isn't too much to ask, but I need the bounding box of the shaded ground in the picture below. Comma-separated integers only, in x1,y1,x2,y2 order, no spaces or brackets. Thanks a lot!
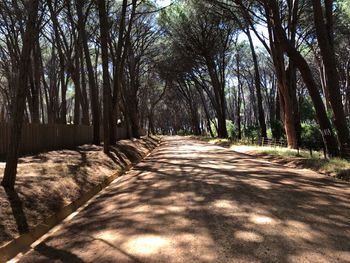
17,136,350,263
0,136,159,247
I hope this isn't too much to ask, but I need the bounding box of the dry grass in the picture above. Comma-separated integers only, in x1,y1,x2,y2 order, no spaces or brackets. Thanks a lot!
0,136,159,247
191,136,350,182
231,145,350,180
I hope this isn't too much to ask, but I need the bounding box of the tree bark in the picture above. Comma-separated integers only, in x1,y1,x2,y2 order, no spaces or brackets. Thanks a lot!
268,0,339,155
268,25,298,148
312,0,350,155
205,56,228,138
246,29,267,138
2,0,40,189
76,0,100,145
97,0,111,153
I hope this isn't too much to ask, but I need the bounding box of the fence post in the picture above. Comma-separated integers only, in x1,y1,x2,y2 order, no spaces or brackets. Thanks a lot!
309,146,312,157
323,146,327,159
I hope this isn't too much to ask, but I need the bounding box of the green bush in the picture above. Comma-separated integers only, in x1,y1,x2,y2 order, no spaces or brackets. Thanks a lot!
300,97,316,122
227,120,237,139
243,125,260,140
209,119,237,138
210,120,218,137
270,120,285,139
300,123,323,145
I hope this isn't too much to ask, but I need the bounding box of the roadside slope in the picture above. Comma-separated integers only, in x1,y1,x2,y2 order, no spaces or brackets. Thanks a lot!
0,136,159,249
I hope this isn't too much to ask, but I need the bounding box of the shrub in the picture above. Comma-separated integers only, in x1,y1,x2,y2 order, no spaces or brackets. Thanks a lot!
300,123,323,147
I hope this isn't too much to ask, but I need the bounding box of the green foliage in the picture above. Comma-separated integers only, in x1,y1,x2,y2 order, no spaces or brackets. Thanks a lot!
226,120,236,139
300,123,322,145
270,120,285,140
209,119,236,138
210,120,218,137
243,125,260,140
299,96,316,122
267,128,273,138
338,0,350,20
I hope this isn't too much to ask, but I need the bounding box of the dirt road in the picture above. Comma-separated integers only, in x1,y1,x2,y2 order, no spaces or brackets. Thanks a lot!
17,136,350,262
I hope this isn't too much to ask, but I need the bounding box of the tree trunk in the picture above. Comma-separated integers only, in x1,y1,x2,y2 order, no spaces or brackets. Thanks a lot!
78,44,90,125
236,52,243,140
2,0,40,189
73,46,82,125
205,57,228,138
269,2,339,155
97,0,111,153
76,0,100,145
286,62,302,143
246,29,267,138
265,4,298,148
312,0,350,156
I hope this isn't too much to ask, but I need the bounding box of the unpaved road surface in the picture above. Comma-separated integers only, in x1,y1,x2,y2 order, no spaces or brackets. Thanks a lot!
18,137,350,262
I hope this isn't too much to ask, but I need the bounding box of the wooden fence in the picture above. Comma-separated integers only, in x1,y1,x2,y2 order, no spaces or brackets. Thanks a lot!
0,123,131,159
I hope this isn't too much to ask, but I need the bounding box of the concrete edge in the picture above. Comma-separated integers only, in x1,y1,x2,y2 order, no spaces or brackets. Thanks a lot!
0,137,161,262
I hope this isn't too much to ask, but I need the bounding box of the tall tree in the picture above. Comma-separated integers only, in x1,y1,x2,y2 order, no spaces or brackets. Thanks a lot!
97,0,111,153
76,0,100,145
265,0,339,155
2,0,40,188
312,0,350,156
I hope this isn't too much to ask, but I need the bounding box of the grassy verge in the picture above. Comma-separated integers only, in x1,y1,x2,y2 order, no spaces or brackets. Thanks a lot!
191,136,350,181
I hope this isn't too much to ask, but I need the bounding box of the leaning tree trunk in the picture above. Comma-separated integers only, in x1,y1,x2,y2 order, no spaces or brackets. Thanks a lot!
269,3,339,156
313,0,350,156
265,5,298,148
271,42,298,148
2,0,40,189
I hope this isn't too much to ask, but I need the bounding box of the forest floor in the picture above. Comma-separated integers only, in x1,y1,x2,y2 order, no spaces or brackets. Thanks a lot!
195,137,350,182
0,136,159,248
16,136,349,263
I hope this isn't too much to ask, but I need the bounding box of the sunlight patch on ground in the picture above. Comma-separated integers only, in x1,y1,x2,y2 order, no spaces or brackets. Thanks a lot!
95,230,120,242
283,220,317,240
246,178,272,189
208,138,230,144
230,145,260,153
250,215,275,225
166,205,186,212
287,251,337,263
234,231,264,243
122,235,170,255
285,220,310,230
213,199,237,209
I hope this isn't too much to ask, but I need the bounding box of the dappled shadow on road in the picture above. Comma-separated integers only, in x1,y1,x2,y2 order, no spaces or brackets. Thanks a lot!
19,137,350,263
0,137,158,247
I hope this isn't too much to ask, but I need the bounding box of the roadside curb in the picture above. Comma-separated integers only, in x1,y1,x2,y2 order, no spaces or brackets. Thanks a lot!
0,137,160,262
